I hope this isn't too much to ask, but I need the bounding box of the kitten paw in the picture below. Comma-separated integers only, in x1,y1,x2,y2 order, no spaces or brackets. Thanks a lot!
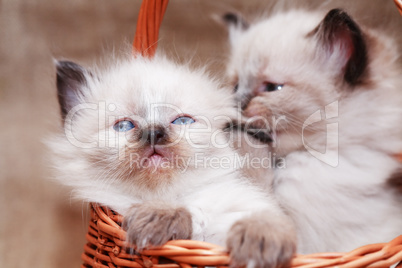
122,203,192,250
227,214,296,268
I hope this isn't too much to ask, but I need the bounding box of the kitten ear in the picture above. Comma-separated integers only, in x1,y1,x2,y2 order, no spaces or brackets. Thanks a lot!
55,60,88,120
313,9,367,85
222,12,249,46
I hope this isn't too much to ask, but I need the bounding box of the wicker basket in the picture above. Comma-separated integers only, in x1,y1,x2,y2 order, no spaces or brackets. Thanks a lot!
80,1,402,267
81,204,402,268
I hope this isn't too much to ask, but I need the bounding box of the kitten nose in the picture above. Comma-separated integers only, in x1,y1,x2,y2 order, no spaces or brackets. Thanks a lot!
146,128,166,145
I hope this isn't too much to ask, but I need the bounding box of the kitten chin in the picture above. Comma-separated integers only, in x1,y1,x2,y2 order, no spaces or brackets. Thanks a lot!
49,54,297,267
224,8,402,253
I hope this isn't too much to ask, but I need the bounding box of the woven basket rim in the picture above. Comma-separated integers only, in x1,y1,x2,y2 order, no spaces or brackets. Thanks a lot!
81,204,402,268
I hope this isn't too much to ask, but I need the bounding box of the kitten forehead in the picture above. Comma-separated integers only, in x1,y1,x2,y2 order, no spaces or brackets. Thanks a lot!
254,10,321,37
232,11,323,78
85,56,232,122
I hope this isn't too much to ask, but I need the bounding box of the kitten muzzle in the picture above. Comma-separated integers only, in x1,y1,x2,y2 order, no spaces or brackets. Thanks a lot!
143,146,168,159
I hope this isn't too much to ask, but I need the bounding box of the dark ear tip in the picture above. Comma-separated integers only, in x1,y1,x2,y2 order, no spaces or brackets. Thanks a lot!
55,60,83,72
223,12,239,24
55,59,69,69
55,60,67,76
327,8,346,15
222,12,249,30
55,60,88,83
324,8,353,23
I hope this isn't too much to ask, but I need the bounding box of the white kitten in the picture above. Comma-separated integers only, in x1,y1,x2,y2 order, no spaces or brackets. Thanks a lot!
48,54,296,267
224,9,402,253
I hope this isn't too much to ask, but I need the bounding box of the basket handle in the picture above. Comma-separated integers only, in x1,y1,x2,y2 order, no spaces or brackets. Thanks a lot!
395,0,402,14
132,0,169,57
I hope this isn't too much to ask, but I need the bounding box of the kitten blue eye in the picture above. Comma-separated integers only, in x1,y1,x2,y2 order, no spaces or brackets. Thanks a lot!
264,83,284,92
113,120,135,132
172,116,195,125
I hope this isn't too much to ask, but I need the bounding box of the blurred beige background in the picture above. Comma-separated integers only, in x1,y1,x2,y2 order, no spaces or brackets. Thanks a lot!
0,1,400,267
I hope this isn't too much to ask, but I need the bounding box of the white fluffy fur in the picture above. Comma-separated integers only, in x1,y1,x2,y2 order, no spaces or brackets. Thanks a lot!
48,55,285,246
226,10,402,253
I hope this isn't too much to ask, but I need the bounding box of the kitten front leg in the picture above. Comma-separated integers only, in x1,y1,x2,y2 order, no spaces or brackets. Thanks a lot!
227,212,296,268
122,202,193,250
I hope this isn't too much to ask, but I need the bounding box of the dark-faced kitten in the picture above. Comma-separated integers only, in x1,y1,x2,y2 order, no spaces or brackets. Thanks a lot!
224,9,402,253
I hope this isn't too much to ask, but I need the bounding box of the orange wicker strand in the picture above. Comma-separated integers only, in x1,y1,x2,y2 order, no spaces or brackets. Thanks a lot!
82,204,402,268
394,0,402,15
132,0,169,57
